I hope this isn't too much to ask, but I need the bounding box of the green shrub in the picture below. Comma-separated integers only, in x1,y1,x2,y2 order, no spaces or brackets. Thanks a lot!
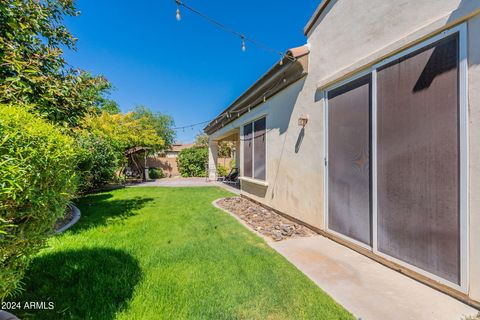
148,168,164,179
217,164,228,177
177,147,208,177
76,132,120,192
0,105,78,300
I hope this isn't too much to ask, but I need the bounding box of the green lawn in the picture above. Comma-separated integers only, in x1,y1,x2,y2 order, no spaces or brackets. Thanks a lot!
17,187,352,320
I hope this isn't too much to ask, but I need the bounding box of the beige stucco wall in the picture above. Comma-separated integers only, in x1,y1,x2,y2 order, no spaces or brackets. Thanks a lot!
467,14,480,302
210,0,480,303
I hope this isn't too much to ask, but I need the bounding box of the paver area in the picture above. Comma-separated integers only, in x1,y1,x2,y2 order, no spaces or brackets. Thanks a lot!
130,177,240,194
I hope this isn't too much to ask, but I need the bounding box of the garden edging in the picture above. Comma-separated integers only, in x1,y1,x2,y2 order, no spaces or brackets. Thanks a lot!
55,204,81,234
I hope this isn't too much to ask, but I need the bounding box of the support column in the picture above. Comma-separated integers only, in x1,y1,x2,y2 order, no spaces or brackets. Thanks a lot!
235,136,241,170
208,139,218,181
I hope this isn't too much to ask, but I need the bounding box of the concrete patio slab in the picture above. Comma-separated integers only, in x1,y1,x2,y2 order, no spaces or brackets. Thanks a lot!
131,177,240,194
270,236,478,320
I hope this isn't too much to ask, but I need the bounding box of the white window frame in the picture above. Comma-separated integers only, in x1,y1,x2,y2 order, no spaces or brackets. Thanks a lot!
323,23,469,292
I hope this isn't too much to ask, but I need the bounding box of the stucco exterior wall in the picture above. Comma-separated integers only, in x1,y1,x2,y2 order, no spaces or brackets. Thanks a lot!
210,0,480,304
467,14,480,302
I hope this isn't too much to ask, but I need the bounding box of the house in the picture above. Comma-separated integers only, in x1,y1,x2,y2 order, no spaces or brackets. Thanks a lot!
162,143,194,158
205,0,480,308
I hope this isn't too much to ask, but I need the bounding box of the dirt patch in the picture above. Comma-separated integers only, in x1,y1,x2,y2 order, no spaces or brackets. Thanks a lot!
217,197,316,241
54,206,74,231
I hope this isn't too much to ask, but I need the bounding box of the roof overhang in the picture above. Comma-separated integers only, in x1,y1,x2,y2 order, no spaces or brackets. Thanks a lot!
204,45,309,135
304,0,332,36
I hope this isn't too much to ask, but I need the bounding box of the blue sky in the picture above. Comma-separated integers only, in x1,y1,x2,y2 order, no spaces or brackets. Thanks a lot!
64,0,320,142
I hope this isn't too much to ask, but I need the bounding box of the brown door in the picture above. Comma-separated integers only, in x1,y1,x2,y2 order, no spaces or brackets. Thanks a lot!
328,75,372,246
376,34,460,284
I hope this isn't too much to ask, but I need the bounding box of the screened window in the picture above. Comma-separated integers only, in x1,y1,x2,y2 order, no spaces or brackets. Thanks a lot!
243,117,266,180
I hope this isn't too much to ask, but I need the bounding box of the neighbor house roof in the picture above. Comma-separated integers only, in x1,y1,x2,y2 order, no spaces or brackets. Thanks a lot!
304,0,333,35
204,45,310,135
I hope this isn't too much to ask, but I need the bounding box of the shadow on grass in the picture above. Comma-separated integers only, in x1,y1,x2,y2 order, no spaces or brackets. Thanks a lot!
72,193,154,233
16,248,141,320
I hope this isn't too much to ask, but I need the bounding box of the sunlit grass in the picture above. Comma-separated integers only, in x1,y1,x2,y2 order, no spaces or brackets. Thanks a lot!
17,187,352,319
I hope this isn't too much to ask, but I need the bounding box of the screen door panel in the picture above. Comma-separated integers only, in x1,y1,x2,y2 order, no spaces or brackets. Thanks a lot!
243,123,253,178
253,118,266,180
377,34,460,284
328,75,371,245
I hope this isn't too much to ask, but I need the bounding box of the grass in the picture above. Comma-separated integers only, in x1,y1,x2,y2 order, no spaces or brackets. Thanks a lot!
16,187,353,320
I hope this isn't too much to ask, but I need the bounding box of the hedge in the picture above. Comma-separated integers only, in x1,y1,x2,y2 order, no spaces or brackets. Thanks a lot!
148,167,164,179
177,147,208,177
0,105,78,300
76,132,120,192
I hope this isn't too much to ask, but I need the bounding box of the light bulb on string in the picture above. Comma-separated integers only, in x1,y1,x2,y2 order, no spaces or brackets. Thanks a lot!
175,1,181,21
241,36,246,52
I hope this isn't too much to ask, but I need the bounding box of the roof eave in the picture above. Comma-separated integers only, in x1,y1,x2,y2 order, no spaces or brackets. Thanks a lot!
204,47,309,135
304,0,332,36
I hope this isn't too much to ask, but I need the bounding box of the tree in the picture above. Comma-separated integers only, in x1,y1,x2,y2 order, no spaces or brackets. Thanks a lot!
0,0,115,127
194,133,209,148
132,105,176,148
75,132,120,192
82,112,165,152
195,133,234,157
177,147,208,177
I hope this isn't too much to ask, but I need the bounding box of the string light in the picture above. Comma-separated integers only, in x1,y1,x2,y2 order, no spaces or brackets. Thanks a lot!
174,0,294,60
173,120,212,131
175,0,181,21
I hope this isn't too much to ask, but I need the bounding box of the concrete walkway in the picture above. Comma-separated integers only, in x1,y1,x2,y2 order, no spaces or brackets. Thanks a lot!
270,236,478,320
130,177,240,194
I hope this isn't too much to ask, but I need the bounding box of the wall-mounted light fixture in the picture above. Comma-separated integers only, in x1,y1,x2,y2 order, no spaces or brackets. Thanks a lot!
298,115,309,127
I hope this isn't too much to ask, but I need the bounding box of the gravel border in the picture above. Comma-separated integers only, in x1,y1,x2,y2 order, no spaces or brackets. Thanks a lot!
213,197,316,242
213,198,270,241
55,204,81,234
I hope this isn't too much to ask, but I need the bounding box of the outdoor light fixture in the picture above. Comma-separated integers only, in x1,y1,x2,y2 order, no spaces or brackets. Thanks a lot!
175,0,181,21
298,115,309,127
241,36,246,52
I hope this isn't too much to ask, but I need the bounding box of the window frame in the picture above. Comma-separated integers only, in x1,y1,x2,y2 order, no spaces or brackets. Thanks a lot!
241,115,267,182
323,23,468,292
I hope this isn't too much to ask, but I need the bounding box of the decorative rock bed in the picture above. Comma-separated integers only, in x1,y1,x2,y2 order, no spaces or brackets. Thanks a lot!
217,197,316,241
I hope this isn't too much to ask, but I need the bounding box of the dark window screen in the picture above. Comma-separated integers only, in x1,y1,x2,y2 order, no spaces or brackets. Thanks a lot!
377,34,460,284
243,123,253,178
254,118,266,180
328,75,372,245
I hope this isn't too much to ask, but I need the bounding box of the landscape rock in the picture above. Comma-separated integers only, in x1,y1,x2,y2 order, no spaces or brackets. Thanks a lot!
217,197,316,241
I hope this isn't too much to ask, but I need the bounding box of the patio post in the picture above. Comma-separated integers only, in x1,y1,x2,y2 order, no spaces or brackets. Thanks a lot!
208,138,218,181
235,137,240,170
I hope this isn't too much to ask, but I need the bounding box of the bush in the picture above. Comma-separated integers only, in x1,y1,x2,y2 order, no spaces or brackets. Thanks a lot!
217,164,228,177
76,132,120,192
0,105,78,300
148,168,164,179
177,147,208,177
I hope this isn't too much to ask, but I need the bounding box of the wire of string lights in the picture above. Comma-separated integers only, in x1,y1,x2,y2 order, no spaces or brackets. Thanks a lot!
172,0,298,132
174,0,295,62
172,120,212,131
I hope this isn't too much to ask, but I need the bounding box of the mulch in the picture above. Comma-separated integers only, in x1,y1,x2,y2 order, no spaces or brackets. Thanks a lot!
54,206,74,231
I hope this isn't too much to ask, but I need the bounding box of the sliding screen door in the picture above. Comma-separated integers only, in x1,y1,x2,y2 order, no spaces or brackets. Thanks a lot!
243,123,253,178
253,118,266,180
377,34,460,284
328,75,372,245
